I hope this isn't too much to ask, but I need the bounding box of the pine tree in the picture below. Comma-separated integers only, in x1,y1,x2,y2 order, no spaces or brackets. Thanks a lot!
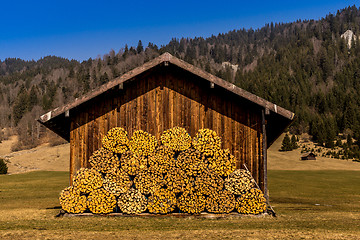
290,135,298,149
280,134,292,151
137,40,144,54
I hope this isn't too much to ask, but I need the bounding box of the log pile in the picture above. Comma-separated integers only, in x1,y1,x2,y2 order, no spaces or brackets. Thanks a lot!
87,188,117,214
235,188,267,214
195,170,224,195
117,188,147,214
164,167,188,194
59,186,87,214
148,145,175,174
224,169,255,195
160,126,192,151
176,148,206,176
205,190,235,214
192,128,222,156
73,168,103,194
59,127,268,216
102,127,129,154
208,149,236,177
129,130,158,156
134,169,164,195
177,189,206,214
103,169,132,196
120,150,147,176
89,148,119,174
148,189,177,214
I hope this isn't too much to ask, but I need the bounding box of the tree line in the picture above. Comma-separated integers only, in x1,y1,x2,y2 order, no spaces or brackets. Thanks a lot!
0,5,360,152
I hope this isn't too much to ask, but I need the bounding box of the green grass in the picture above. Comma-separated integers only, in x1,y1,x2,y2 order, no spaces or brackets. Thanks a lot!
0,170,359,239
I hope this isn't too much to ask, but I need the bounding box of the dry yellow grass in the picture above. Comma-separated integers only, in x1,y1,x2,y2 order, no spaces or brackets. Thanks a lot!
0,136,69,174
268,134,360,171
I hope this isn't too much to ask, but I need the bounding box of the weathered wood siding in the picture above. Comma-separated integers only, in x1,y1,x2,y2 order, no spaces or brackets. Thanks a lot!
70,64,264,190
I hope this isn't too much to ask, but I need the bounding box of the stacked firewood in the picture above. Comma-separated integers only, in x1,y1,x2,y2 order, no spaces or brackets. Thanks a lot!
87,188,117,214
160,126,192,151
177,188,206,214
59,126,267,215
206,190,235,214
147,189,177,214
89,148,119,174
225,169,255,195
59,186,87,214
117,188,147,214
235,188,267,214
102,127,129,154
103,168,132,196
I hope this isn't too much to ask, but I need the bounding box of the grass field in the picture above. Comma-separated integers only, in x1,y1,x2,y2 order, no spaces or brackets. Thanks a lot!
0,171,359,239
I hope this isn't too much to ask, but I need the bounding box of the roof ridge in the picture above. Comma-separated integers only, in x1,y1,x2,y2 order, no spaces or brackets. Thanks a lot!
39,52,294,123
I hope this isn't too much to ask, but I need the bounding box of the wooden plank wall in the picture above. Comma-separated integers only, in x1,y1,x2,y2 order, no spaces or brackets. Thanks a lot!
69,65,264,190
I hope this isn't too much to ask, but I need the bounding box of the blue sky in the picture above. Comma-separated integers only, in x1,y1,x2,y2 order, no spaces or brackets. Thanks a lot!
0,1,358,61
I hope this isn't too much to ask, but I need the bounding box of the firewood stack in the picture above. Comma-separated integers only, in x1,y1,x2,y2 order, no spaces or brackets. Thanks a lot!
103,168,132,196
224,169,255,195
177,188,206,214
164,167,188,194
89,148,119,174
72,168,103,194
59,126,268,215
208,148,236,177
117,188,147,214
134,168,164,195
102,127,129,154
147,189,177,214
148,145,175,174
205,190,235,214
129,130,158,156
235,188,267,214
176,148,206,176
59,186,87,214
160,126,192,151
192,128,222,156
120,150,147,176
87,188,117,214
195,169,224,195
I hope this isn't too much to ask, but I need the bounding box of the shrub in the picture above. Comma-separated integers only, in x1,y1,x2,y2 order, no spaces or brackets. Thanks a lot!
0,158,8,174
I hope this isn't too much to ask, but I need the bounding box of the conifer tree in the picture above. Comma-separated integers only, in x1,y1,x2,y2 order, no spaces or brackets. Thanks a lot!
280,134,292,151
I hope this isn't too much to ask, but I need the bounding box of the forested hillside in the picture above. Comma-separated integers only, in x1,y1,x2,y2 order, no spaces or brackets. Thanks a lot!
1,6,360,153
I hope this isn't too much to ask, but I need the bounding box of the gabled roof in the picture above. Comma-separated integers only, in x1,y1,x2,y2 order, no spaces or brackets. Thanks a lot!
301,152,317,158
38,52,295,146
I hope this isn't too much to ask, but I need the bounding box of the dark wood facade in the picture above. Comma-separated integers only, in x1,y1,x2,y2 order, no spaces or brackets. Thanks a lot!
39,53,295,195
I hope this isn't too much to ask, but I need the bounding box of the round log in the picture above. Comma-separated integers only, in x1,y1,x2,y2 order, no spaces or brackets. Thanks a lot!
59,186,87,214
118,188,147,214
102,127,129,154
73,168,103,194
160,126,192,151
87,188,117,214
192,128,222,156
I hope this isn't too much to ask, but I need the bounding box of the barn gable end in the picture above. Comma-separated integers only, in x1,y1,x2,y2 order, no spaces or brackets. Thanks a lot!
38,53,295,196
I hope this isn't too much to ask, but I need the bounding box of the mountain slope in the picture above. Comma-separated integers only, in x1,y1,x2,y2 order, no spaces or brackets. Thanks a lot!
1,5,360,153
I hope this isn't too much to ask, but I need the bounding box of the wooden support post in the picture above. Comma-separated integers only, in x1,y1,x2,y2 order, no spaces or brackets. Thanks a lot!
262,109,268,202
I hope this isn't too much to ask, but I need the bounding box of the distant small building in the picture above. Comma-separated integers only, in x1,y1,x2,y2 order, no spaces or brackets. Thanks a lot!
301,152,316,160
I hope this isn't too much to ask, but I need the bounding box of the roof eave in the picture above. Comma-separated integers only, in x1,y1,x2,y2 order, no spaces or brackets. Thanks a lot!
39,52,295,125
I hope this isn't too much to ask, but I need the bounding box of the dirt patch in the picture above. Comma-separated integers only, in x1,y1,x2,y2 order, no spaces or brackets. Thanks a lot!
0,136,69,174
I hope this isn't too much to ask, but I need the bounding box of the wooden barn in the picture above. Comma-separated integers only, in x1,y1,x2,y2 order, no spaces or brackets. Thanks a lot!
301,152,316,160
38,53,294,197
